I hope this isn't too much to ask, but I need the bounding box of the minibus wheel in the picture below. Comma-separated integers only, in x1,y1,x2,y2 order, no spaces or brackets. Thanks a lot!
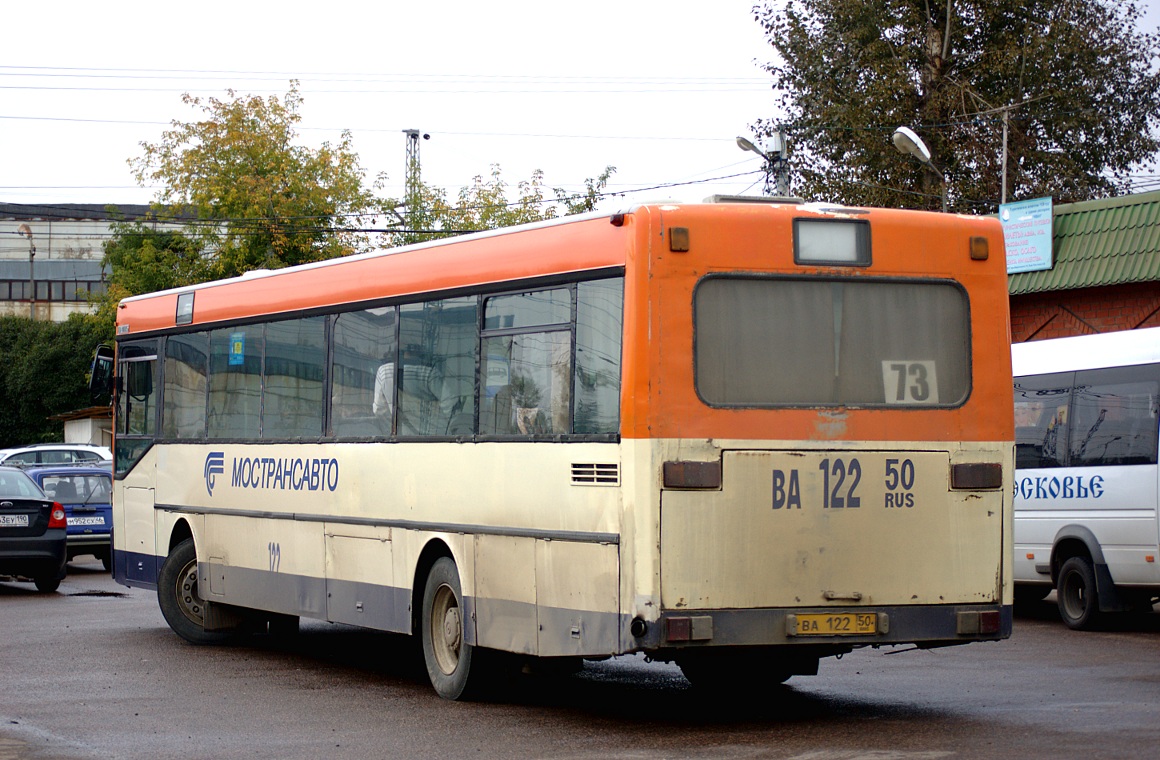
1057,556,1101,630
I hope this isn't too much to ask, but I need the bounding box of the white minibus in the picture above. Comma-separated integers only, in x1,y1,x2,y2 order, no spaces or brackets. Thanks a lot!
1012,326,1160,629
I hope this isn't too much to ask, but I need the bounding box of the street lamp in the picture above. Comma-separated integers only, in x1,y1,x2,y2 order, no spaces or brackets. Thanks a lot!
17,224,36,319
737,132,790,196
892,126,947,212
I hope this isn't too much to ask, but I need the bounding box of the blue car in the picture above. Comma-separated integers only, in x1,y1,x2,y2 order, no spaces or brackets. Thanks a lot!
24,466,112,571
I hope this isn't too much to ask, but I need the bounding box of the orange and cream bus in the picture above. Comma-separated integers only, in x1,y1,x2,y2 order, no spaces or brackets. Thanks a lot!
91,198,1015,699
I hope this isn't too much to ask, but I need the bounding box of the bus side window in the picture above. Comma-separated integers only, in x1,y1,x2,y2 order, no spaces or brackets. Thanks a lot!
1069,364,1160,467
1013,372,1072,469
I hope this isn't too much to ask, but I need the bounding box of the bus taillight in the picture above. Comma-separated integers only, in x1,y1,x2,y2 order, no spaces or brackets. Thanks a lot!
950,462,1003,490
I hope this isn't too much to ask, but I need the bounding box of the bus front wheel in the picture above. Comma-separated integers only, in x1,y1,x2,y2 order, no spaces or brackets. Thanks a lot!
157,538,232,645
1057,556,1101,630
421,557,482,700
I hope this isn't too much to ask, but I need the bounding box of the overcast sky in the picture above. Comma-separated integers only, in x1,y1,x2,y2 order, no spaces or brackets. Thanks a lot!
3,0,1158,216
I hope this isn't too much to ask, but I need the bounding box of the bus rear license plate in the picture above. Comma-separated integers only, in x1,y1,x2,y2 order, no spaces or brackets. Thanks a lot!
795,612,877,636
67,516,105,526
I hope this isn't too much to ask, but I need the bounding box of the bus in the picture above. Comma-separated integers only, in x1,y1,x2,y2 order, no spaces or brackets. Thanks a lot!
90,198,1015,699
1012,327,1160,629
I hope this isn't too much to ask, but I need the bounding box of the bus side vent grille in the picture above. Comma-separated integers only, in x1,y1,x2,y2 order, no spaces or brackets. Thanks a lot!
571,463,620,486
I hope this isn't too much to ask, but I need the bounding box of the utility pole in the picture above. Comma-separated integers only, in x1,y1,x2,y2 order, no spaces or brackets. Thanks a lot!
17,224,35,320
737,130,791,197
402,129,429,231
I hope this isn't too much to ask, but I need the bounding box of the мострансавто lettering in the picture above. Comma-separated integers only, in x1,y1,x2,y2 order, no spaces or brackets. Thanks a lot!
231,456,339,492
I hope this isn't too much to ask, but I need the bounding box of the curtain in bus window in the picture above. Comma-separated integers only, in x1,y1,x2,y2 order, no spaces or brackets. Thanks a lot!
262,317,326,439
575,278,623,434
480,332,571,435
332,307,397,437
208,326,263,439
695,278,969,407
162,333,208,439
398,297,478,436
1014,372,1072,469
1069,364,1160,467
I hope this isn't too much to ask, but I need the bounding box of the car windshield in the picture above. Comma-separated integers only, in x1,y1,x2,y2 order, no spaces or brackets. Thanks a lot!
39,474,111,504
0,470,45,499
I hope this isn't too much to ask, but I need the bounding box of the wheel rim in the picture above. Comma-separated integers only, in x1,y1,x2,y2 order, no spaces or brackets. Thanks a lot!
430,582,462,676
174,558,205,627
1060,570,1086,621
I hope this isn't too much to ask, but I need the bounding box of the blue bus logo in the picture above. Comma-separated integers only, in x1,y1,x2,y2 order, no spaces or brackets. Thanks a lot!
204,451,225,496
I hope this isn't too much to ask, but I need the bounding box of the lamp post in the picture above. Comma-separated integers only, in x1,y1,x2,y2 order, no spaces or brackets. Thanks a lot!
892,126,947,212
17,224,36,319
737,131,790,196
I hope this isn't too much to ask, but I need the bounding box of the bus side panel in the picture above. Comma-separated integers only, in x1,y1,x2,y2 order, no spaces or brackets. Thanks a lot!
324,524,409,632
201,513,328,620
1015,464,1160,586
534,539,620,657
474,534,538,655
472,536,622,657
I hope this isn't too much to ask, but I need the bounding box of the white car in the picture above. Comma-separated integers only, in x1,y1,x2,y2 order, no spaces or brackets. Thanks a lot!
0,443,112,467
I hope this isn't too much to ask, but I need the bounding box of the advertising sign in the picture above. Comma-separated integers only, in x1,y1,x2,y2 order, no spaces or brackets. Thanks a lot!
1000,197,1054,274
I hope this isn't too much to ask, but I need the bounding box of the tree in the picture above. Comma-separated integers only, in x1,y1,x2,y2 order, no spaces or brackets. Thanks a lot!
129,82,379,277
391,164,616,246
0,315,110,446
752,0,1160,212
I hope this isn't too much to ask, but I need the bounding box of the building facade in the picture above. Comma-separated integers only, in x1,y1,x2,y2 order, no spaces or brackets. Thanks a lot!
1,203,153,322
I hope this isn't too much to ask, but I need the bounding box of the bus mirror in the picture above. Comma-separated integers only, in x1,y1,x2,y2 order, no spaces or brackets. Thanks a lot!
89,344,114,402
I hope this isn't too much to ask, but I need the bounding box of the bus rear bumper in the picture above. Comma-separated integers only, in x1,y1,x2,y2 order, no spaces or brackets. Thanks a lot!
635,603,1012,653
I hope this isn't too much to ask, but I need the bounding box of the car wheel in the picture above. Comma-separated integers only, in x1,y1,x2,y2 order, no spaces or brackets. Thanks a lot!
157,538,232,645
1057,556,1101,630
34,575,61,593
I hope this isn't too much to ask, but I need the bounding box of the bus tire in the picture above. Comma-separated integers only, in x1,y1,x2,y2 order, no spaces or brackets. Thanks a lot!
421,557,482,700
1057,556,1101,630
157,538,232,645
33,575,61,593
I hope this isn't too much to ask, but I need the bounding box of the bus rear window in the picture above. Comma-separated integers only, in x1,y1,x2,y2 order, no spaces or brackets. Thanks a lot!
695,276,970,407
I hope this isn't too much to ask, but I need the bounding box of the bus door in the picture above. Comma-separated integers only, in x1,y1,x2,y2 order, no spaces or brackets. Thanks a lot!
114,340,160,585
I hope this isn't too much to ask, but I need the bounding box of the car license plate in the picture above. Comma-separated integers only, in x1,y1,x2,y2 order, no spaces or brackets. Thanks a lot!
0,514,30,527
794,612,878,636
67,516,105,526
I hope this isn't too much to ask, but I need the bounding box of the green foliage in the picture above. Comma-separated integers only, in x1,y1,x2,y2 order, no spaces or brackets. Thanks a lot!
0,314,111,447
753,0,1160,211
91,218,209,320
129,82,380,278
391,164,616,246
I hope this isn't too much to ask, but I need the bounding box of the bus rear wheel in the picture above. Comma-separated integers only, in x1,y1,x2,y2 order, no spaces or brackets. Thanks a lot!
1057,556,1101,630
421,557,483,700
158,538,232,645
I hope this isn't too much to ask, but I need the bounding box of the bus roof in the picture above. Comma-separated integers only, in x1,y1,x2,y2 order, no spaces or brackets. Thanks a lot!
115,199,1000,337
116,210,627,336
1012,326,1160,376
